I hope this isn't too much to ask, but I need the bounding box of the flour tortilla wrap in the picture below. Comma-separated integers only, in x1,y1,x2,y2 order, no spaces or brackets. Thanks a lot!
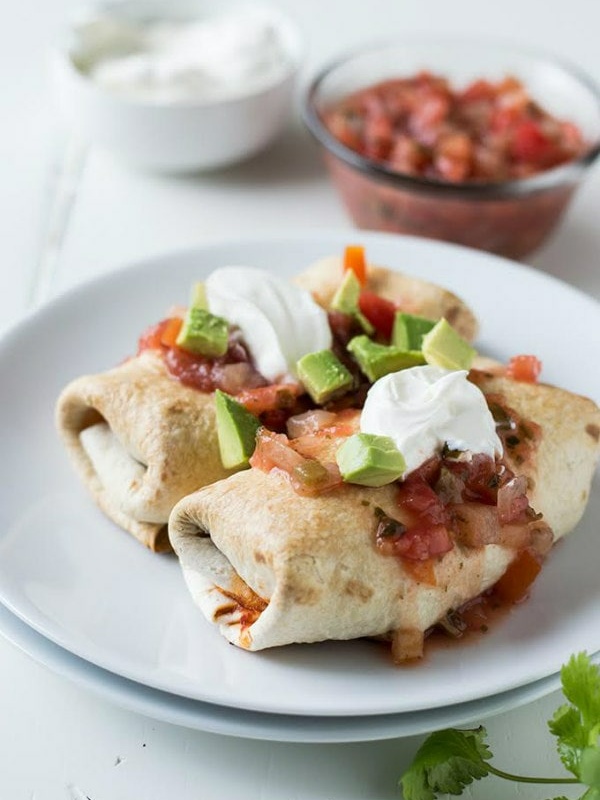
56,350,231,552
470,371,600,539
294,254,479,342
170,471,513,651
169,374,599,651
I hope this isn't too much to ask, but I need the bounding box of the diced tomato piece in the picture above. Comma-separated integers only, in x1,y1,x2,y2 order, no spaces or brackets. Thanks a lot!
250,429,305,474
358,291,397,340
323,110,362,150
435,133,473,182
510,121,552,164
137,319,172,353
397,476,447,525
364,115,394,159
489,105,520,133
392,523,453,561
446,453,504,505
389,135,428,175
460,79,495,102
505,355,542,383
160,317,183,348
492,549,542,603
343,245,367,285
409,456,442,485
236,384,303,415
163,347,215,393
436,155,470,183
137,316,184,353
412,94,450,129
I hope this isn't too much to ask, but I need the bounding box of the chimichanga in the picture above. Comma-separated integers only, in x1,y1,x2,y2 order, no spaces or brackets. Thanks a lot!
56,350,232,552
168,372,599,657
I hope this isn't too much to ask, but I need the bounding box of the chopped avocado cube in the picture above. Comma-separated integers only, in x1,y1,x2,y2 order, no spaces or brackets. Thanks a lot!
347,335,425,382
331,269,360,313
190,281,208,309
421,318,477,371
336,433,406,487
214,390,261,469
392,312,436,350
176,307,228,357
296,350,353,405
330,270,374,335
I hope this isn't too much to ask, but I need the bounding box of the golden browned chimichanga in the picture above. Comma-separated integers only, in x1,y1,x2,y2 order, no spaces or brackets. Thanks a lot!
168,374,599,654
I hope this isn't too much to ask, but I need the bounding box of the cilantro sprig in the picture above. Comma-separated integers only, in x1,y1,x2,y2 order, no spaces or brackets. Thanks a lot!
400,652,600,800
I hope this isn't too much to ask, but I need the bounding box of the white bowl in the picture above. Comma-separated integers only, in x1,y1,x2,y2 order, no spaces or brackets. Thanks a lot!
52,0,303,173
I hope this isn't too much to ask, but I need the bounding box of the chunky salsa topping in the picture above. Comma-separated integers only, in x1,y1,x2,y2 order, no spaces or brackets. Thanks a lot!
138,318,266,394
249,428,344,496
138,318,314,429
373,387,548,572
375,449,552,601
323,72,586,183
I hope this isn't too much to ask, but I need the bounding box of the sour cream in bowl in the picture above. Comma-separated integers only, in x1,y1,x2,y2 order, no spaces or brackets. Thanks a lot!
53,0,303,172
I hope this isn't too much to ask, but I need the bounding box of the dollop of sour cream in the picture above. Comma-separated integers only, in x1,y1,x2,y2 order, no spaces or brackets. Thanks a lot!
205,267,332,384
360,366,502,475
74,9,291,104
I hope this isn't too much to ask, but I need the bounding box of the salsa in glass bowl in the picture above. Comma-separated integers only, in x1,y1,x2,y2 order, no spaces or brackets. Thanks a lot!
303,39,600,259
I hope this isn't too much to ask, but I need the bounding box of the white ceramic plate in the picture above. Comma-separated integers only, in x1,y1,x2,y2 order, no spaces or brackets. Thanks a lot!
0,599,581,742
0,231,597,717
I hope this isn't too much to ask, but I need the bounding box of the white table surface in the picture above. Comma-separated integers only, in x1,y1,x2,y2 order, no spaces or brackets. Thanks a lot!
2,1,599,797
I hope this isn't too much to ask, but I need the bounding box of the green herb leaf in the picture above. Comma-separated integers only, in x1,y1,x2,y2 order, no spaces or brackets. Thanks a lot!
548,654,600,784
549,704,589,776
560,654,600,730
400,727,491,800
580,789,600,800
580,748,600,790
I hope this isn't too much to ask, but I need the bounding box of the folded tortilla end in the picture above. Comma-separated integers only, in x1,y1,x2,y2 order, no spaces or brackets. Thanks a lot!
56,351,231,552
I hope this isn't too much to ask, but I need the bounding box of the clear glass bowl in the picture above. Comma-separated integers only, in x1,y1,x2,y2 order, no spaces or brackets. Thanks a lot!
303,39,600,259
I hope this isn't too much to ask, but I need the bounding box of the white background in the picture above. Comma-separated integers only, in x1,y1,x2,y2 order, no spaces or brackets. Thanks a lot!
1,1,599,798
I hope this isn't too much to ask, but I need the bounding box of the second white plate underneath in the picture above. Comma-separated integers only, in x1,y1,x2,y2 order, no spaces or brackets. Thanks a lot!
0,600,573,743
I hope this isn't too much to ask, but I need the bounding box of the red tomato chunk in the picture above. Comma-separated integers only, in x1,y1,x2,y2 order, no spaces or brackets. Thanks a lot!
323,72,585,183
505,354,542,383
